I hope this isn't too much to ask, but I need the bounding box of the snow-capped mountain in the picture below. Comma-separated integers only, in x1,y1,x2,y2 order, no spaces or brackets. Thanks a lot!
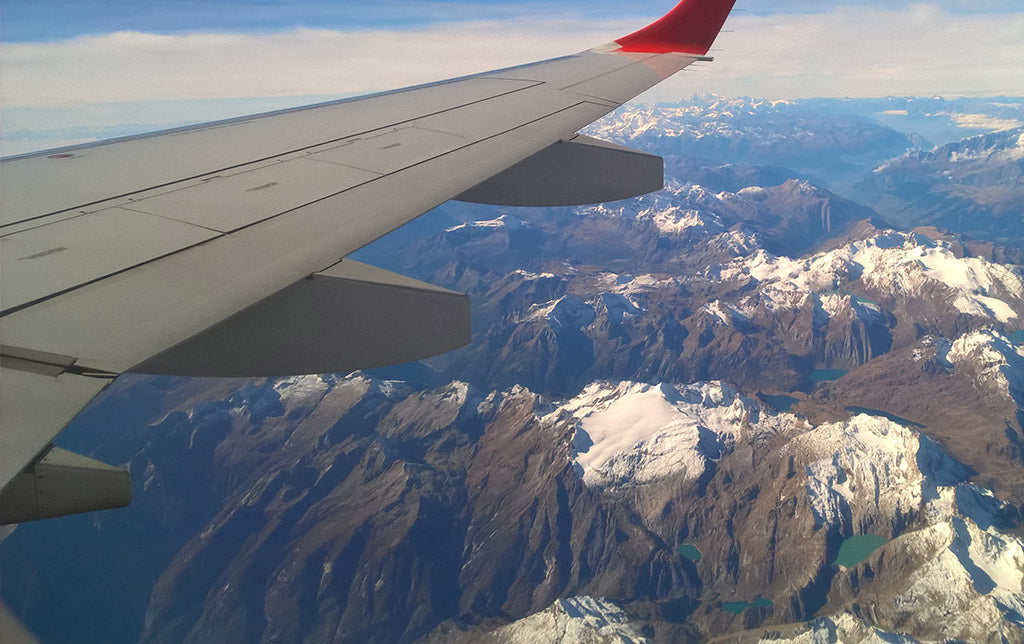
427,596,646,643
434,219,1022,403
562,381,800,488
586,95,919,185
557,383,1024,642
948,329,1024,405
710,229,1024,333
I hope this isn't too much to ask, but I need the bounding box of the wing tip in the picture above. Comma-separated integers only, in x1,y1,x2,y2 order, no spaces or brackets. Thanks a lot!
613,0,737,55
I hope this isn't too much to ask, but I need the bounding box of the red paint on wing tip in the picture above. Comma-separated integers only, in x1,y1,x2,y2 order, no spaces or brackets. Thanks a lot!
614,0,737,55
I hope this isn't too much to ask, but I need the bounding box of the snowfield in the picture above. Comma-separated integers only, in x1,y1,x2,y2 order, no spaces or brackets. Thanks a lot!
558,381,802,488
483,596,644,644
710,230,1024,324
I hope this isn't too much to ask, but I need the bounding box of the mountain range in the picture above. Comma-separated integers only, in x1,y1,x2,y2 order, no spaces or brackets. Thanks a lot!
3,94,1024,643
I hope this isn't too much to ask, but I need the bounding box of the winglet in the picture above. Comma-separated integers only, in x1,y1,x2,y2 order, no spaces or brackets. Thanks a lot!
615,0,737,55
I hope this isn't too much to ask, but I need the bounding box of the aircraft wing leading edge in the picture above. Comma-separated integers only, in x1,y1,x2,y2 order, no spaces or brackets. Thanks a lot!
0,0,737,523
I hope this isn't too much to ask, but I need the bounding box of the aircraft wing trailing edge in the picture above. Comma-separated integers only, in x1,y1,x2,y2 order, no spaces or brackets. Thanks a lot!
0,0,737,523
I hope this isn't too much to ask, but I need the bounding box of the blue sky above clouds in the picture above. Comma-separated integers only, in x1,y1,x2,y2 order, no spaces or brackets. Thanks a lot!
2,0,1023,154
3,0,1022,41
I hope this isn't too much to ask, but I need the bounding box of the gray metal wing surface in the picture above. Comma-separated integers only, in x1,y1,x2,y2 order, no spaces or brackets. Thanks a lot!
0,0,737,518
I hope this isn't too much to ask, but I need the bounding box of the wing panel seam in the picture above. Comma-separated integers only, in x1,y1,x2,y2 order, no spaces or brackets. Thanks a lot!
0,235,225,317
1,81,546,229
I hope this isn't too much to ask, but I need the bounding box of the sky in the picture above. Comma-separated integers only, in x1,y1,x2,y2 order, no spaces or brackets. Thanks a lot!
2,0,1023,154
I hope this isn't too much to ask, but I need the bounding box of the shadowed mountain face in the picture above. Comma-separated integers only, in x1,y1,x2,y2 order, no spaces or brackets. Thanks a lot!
857,127,1024,248
4,96,1024,643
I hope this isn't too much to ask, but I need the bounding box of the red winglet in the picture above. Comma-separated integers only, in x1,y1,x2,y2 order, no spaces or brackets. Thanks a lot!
614,0,737,55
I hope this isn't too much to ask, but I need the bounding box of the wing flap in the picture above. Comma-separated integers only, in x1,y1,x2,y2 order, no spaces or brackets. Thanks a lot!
0,447,131,525
132,259,470,377
0,368,111,489
456,135,663,207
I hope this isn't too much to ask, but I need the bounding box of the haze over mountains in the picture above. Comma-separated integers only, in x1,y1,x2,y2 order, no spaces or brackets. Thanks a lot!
4,94,1024,643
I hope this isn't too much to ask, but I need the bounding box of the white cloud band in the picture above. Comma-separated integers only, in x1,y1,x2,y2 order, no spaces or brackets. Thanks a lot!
1,6,1021,153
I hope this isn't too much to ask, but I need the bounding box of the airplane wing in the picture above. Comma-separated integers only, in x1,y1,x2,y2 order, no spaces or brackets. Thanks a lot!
0,0,737,523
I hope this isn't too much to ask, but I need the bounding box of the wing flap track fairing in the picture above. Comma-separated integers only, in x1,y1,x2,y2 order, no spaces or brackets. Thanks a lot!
132,260,471,377
456,135,664,207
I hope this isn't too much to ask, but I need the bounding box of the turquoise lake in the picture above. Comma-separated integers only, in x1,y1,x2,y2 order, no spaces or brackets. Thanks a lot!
810,369,848,382
676,544,702,562
835,534,889,568
720,597,773,613
1011,330,1024,344
850,293,879,306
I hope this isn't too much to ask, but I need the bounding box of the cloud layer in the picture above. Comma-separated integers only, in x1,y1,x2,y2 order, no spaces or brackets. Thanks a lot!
2,5,1022,153
5,0,1022,43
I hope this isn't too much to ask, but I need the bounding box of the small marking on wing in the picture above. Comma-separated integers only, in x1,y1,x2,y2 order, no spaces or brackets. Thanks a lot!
18,246,68,261
246,182,279,192
379,143,402,150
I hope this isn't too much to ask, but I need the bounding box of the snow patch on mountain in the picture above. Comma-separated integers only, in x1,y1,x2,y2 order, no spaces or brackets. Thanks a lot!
561,382,802,488
764,613,918,643
702,300,748,327
871,518,1024,640
713,231,1024,324
736,280,812,317
912,335,953,365
785,409,1024,639
444,214,523,234
628,184,761,257
948,329,1024,402
481,596,645,643
792,414,972,529
600,293,643,323
643,205,714,236
524,296,596,330
596,272,680,297
945,128,1024,163
273,375,331,407
819,292,883,325
511,268,557,281
708,230,762,257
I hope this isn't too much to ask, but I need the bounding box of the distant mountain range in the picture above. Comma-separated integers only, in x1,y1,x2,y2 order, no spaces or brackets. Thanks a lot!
858,127,1024,247
3,95,1023,643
